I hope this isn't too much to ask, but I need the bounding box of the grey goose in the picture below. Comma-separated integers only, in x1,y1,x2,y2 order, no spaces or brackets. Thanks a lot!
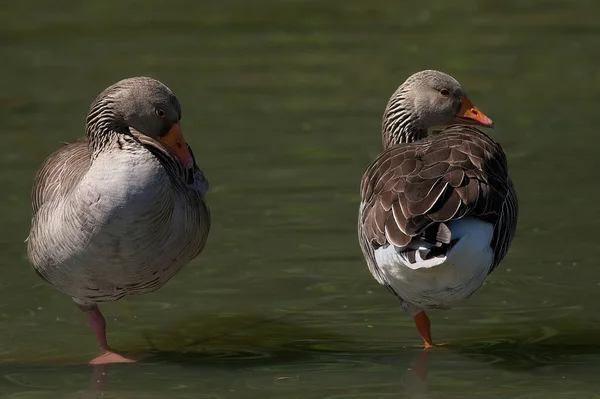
358,70,518,348
27,77,210,363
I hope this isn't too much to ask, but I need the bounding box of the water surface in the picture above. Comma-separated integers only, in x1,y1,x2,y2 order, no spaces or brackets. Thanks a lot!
2,1,600,397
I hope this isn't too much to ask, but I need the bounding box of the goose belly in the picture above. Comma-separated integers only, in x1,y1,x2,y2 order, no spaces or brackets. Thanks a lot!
29,152,206,302
374,218,494,312
64,198,198,301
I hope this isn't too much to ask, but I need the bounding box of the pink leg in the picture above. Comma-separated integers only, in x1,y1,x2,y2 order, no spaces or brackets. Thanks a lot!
77,303,138,364
85,307,110,350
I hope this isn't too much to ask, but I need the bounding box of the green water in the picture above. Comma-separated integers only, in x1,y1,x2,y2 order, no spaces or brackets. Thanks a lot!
2,1,600,397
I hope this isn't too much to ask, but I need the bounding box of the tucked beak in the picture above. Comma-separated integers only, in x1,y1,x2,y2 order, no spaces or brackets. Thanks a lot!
158,122,193,168
454,96,494,128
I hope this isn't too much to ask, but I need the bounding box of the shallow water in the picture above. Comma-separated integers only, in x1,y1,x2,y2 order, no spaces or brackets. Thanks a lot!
2,1,600,397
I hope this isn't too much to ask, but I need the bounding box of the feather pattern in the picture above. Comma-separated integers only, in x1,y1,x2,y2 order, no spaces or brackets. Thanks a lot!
358,70,518,313
360,125,517,271
27,78,210,307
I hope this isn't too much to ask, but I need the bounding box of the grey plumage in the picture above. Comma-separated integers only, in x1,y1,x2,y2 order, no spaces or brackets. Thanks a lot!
27,77,210,308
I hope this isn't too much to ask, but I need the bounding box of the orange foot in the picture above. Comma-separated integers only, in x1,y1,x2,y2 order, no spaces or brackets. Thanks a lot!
89,350,146,365
423,341,447,350
413,311,447,349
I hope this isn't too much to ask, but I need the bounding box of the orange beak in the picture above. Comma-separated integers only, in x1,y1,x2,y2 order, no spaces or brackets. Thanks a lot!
454,96,494,128
158,122,193,168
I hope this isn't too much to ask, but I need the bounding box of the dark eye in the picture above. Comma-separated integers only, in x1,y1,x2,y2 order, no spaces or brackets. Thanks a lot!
155,108,166,118
440,88,450,96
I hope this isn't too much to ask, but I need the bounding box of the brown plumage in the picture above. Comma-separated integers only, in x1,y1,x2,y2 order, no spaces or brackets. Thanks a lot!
360,125,516,270
357,70,518,348
31,139,90,217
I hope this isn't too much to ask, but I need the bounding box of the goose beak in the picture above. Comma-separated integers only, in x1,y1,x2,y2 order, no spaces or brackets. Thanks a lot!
158,122,193,168
454,96,494,128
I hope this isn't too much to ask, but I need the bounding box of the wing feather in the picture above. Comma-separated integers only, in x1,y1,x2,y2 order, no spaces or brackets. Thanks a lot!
359,125,517,271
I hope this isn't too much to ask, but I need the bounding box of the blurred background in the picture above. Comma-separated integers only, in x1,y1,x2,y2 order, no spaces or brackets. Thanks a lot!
2,0,600,398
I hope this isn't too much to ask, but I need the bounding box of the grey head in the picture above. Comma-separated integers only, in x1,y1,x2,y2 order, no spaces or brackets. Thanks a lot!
383,70,493,145
86,76,192,168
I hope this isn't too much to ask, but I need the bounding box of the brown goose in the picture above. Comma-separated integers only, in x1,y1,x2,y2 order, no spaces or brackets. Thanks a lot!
27,77,210,364
358,70,517,348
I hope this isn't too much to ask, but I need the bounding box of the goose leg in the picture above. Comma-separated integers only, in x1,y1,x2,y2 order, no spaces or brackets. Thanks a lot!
413,311,436,349
83,305,110,350
76,301,137,364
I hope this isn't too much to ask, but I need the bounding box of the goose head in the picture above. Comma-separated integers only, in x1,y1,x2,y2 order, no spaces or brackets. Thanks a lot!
382,70,494,146
86,77,193,168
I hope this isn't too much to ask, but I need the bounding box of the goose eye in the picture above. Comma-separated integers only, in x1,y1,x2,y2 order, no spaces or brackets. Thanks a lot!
440,88,450,96
155,108,166,118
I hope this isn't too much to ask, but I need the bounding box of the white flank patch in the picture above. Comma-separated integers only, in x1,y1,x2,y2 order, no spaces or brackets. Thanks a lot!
374,217,494,310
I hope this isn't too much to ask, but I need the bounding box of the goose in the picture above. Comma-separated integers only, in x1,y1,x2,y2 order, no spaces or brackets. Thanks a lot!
27,77,210,364
358,70,517,348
